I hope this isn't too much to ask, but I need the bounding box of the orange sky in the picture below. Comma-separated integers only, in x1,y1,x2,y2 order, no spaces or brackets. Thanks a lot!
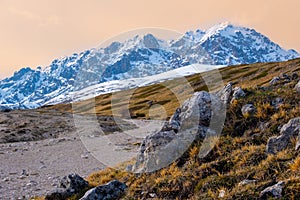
0,0,300,78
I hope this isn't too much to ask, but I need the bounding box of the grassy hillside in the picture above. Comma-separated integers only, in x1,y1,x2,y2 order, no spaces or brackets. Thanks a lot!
38,58,300,199
49,58,300,119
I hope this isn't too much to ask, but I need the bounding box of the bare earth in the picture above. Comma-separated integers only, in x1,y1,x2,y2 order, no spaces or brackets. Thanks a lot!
0,109,162,199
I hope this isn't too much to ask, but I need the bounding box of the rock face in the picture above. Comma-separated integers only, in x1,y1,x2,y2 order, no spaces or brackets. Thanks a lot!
266,117,300,154
132,89,225,173
80,180,127,200
45,173,88,200
295,80,300,93
241,104,256,117
260,181,285,199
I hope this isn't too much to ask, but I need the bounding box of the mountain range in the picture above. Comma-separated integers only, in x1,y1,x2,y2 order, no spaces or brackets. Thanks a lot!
0,22,299,109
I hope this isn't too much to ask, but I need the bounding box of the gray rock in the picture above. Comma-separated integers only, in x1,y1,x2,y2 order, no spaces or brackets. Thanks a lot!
271,97,284,110
266,117,300,154
280,73,291,83
45,173,88,200
291,72,299,80
270,77,280,85
80,180,127,200
231,87,246,103
295,80,300,93
241,104,256,117
260,181,285,199
218,189,225,198
132,91,225,173
238,179,257,186
216,82,233,104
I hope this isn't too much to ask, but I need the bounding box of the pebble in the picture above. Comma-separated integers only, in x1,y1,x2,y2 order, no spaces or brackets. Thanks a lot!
81,154,89,159
3,177,10,182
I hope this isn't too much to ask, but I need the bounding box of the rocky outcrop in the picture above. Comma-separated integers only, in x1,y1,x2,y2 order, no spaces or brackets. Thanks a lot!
45,173,88,200
266,117,300,154
80,180,127,200
260,181,285,199
132,90,225,173
241,104,256,117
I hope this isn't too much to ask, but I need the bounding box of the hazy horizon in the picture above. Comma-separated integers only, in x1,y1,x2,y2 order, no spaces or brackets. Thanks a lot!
1,0,300,79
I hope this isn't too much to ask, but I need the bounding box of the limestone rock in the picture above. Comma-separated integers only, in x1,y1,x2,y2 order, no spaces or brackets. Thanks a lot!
238,179,257,186
266,117,300,154
260,181,285,199
271,97,284,110
231,87,246,103
270,77,280,85
132,91,225,173
45,173,88,200
216,82,233,104
80,180,127,200
241,104,256,117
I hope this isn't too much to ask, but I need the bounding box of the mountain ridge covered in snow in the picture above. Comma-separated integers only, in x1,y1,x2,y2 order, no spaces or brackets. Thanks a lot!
0,22,299,109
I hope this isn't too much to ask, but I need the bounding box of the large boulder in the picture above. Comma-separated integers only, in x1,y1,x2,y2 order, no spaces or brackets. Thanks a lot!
80,180,127,200
241,104,256,117
132,90,225,173
266,117,300,154
260,181,285,199
45,173,88,200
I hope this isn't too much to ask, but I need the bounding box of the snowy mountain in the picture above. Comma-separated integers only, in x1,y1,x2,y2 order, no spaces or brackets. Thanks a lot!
0,22,299,109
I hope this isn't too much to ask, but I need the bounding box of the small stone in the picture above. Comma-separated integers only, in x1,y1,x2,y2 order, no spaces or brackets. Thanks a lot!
238,179,257,186
21,169,28,176
218,189,225,198
241,104,256,117
81,154,89,159
149,193,157,198
40,165,47,169
80,180,127,200
3,177,10,182
271,97,284,110
260,181,285,199
270,77,280,85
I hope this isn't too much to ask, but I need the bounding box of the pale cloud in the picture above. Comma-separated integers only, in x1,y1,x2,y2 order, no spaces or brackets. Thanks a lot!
8,7,60,26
